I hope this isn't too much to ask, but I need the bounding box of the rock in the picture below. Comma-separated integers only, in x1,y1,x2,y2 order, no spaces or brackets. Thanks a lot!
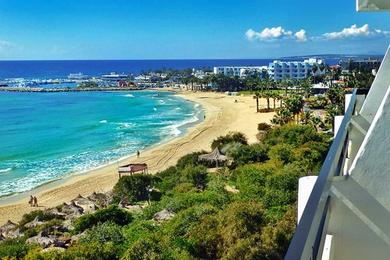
26,235,55,248
153,209,175,222
47,208,66,219
24,216,44,229
4,228,22,239
60,202,83,219
124,204,143,213
71,195,97,214
62,219,74,231
0,220,17,234
0,233,5,242
70,232,85,244
88,192,109,208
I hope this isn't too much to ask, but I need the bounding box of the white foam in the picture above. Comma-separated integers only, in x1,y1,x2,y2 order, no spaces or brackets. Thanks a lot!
99,120,108,124
153,107,157,111
123,94,134,98
0,168,12,174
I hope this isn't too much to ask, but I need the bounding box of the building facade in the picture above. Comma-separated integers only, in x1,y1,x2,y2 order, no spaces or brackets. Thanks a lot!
213,66,268,78
268,58,325,81
213,58,325,81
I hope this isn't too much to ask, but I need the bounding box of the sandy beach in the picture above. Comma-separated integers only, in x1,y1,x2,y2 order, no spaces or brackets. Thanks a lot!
0,91,275,225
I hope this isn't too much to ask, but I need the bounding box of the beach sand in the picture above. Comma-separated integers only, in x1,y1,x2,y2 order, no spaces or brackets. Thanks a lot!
0,91,275,225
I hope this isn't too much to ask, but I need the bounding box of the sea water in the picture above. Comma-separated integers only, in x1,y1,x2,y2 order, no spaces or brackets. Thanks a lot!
0,91,202,196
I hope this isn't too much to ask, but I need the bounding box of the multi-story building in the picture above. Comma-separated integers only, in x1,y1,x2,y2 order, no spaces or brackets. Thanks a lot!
339,58,382,73
268,58,325,81
213,66,268,78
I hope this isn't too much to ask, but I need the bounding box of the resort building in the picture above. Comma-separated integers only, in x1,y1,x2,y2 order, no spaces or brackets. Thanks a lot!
339,58,382,73
213,66,268,78
268,58,326,81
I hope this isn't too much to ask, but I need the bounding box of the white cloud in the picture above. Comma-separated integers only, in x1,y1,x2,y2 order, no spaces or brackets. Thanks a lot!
295,29,307,42
246,26,307,42
323,24,390,39
0,40,12,51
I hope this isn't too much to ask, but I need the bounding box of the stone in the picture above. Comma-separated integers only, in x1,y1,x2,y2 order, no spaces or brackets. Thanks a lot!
153,209,175,222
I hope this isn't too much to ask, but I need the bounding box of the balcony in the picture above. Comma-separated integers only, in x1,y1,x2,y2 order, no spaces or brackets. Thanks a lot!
286,47,390,259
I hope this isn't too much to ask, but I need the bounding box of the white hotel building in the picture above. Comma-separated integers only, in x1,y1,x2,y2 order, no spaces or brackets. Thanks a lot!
213,58,325,81
268,58,325,81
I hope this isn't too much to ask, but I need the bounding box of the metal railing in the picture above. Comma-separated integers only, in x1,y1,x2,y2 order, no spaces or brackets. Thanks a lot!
285,89,358,259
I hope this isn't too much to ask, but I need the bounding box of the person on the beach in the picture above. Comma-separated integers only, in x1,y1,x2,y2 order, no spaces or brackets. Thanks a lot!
137,150,140,158
28,195,33,207
33,196,38,207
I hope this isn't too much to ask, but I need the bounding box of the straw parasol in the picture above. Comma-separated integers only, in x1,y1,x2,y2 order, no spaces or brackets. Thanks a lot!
198,147,227,167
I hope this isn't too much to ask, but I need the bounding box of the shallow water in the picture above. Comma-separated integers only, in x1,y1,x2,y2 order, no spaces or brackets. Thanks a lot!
0,91,202,196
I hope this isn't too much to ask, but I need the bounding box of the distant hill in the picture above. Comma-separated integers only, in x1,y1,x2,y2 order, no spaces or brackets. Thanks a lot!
280,54,384,61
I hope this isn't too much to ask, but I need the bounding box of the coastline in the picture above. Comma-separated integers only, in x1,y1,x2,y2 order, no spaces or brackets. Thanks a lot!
0,91,275,225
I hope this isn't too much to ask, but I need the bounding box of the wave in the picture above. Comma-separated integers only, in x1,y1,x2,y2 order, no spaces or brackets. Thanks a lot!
115,122,134,129
0,168,12,174
153,107,157,111
123,94,134,98
99,120,108,124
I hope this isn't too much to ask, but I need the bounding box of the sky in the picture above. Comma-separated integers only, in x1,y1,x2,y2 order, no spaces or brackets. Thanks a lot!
1,0,390,60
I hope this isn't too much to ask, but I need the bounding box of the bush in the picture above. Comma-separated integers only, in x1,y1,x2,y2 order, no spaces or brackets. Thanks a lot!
228,143,269,167
112,175,154,204
258,122,272,132
155,166,179,194
0,238,34,259
268,143,295,164
233,163,275,201
73,205,132,233
80,222,125,245
176,151,207,169
19,210,57,230
211,132,248,150
264,124,324,147
65,241,119,260
181,166,208,190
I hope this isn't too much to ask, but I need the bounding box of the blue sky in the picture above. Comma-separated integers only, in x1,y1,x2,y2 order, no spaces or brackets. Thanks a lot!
0,0,390,60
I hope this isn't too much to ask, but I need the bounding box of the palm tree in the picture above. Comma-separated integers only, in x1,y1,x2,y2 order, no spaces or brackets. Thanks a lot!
253,92,261,113
270,91,279,110
284,94,304,123
272,107,293,125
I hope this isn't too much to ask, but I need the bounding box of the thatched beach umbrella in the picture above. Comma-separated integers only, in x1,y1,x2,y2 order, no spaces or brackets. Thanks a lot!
198,147,227,167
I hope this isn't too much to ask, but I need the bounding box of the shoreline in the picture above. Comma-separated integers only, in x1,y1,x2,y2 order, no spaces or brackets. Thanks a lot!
0,91,204,205
0,91,275,224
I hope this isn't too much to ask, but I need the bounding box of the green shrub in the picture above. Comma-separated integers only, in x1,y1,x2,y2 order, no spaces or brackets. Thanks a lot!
112,175,154,204
73,205,132,233
268,143,295,164
0,238,34,259
181,166,208,190
228,143,269,166
211,132,248,150
176,151,207,169
65,241,119,260
155,166,179,194
264,124,324,147
80,222,125,245
123,220,159,245
257,122,272,132
19,210,57,230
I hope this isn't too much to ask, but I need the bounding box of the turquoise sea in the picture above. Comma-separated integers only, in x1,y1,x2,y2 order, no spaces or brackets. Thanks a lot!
0,91,202,196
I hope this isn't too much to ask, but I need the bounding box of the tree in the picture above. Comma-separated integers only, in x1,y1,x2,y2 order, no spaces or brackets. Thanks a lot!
284,95,304,123
253,91,261,112
112,175,154,204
